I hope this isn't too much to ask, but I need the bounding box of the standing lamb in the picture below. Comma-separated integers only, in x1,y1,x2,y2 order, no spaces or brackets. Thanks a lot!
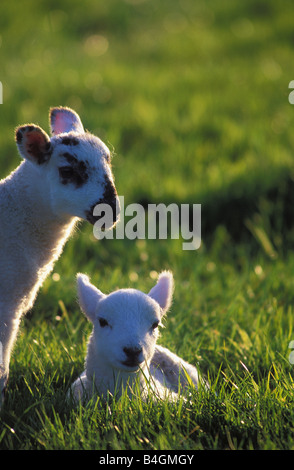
70,271,206,402
0,107,120,406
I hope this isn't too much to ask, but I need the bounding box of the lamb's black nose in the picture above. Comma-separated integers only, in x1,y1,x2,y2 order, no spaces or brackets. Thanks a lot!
123,346,142,358
85,180,120,227
123,346,143,366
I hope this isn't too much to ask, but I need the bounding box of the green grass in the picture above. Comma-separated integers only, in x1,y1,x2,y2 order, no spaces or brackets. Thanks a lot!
1,0,294,450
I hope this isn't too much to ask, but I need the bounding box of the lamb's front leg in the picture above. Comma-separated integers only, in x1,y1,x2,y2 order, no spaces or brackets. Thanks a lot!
0,309,22,407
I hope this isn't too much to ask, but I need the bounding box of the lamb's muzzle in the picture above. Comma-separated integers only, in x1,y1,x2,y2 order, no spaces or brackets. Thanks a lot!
85,180,120,227
122,346,144,368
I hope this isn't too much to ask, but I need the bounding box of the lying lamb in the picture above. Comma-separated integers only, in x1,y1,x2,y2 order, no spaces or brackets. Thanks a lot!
0,107,120,405
70,271,206,402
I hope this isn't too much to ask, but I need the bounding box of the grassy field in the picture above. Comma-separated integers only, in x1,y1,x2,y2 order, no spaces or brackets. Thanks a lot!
1,0,294,450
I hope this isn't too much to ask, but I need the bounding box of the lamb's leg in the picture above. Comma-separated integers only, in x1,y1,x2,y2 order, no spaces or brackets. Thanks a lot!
0,312,21,407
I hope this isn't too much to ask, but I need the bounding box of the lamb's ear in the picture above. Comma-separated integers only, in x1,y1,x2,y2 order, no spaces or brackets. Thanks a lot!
50,106,84,136
77,274,105,323
15,125,51,165
148,271,174,315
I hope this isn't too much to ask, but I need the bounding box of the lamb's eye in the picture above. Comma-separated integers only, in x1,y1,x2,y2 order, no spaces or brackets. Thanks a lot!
59,166,75,179
98,317,109,328
151,321,159,330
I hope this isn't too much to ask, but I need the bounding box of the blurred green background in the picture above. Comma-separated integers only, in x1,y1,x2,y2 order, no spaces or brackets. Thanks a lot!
2,0,294,450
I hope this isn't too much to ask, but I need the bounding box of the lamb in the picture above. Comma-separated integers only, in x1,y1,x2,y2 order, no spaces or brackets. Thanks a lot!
70,271,206,402
0,107,120,405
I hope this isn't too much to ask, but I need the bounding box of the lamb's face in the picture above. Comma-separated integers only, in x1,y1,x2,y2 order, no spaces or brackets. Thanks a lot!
77,271,174,373
15,107,120,227
93,291,162,372
44,132,119,226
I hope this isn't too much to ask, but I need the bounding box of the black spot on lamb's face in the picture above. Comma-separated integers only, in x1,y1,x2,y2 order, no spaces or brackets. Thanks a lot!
58,152,89,188
61,136,79,146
